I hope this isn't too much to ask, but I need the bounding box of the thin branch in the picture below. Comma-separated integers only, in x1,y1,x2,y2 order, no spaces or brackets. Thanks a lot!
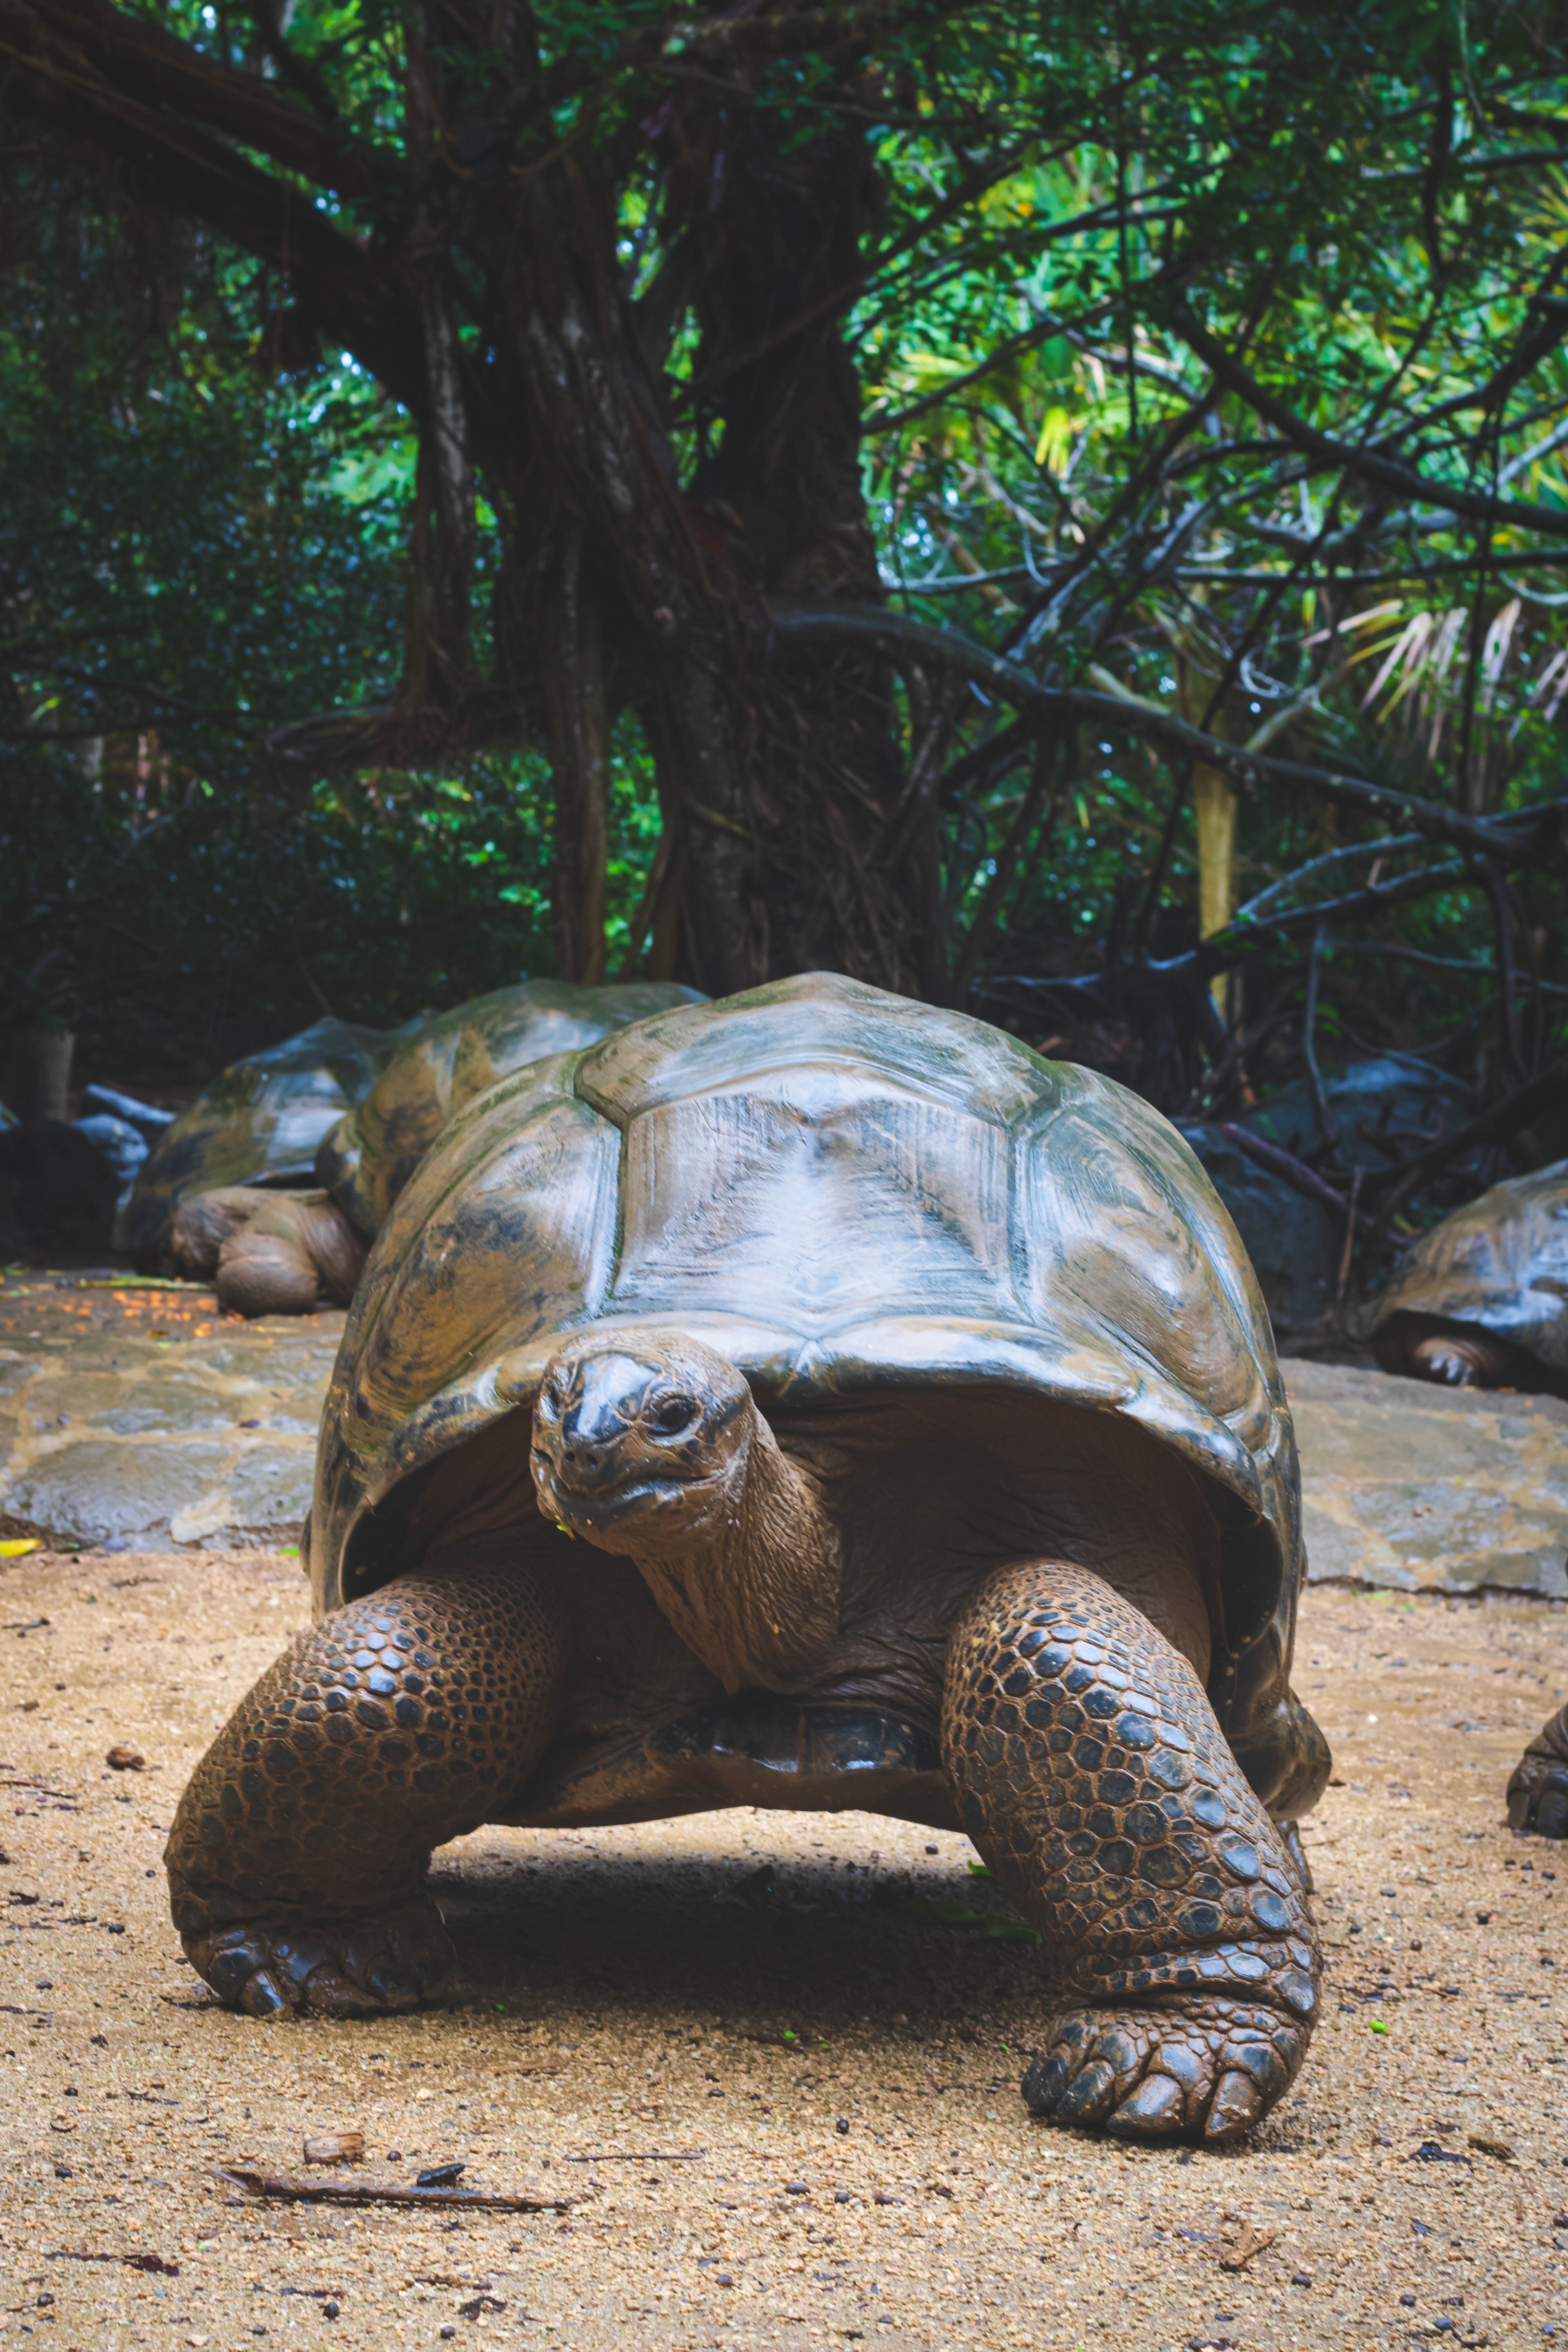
3,0,401,199
1363,1059,1568,1212
1212,1122,1351,1219
1167,299,1568,543
1301,922,1339,1151
764,598,1568,867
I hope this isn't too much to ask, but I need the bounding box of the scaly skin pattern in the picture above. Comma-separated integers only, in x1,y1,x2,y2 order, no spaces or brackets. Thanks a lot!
165,1562,569,2017
1508,1701,1568,1837
943,1561,1320,2141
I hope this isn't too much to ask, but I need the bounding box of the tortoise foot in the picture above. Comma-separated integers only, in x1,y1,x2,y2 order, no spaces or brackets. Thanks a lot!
183,1896,456,2018
1507,1749,1568,1837
1023,1995,1308,2142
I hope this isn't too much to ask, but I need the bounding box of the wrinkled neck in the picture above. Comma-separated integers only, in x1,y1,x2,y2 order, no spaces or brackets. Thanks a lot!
630,1414,841,1695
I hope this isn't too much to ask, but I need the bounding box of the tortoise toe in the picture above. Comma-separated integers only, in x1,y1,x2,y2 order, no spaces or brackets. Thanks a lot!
1107,2073,1184,2137
1204,2068,1265,2141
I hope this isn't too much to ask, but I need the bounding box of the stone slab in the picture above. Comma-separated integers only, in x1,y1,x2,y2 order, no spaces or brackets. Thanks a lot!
0,1311,341,1549
1284,1356,1568,1597
3,1296,1566,1592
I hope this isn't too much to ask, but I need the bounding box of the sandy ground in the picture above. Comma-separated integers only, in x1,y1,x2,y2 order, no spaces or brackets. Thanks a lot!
0,1547,1565,2352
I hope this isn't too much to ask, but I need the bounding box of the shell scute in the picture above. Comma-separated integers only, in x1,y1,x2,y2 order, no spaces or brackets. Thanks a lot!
1015,1087,1276,1443
576,969,1053,1131
321,980,704,1238
608,1063,1018,1333
321,1054,617,1515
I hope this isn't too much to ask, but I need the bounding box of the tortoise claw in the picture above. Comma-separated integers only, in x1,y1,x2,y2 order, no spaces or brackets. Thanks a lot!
1054,2058,1118,2127
1205,2068,1265,2140
1107,2073,1183,2137
183,1897,455,2018
1507,1757,1568,1837
1024,2000,1310,2143
240,1968,287,2020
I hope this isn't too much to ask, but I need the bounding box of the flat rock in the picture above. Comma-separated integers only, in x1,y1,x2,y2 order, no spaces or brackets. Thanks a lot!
4,1286,1566,1593
0,1301,341,1549
1284,1357,1568,1597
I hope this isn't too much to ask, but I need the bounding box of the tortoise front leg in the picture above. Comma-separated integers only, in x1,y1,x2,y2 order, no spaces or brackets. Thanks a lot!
1508,1701,1568,1836
943,1561,1320,2142
165,1559,569,2017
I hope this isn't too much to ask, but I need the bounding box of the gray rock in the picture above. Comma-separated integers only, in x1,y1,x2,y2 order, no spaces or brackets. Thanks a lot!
1285,1358,1568,1597
0,1317,338,1548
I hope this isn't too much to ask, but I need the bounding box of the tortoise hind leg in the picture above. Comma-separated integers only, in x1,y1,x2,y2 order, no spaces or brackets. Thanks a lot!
1229,1688,1333,1895
943,1560,1321,2142
1508,1702,1568,1837
169,1187,367,1316
165,1556,569,2016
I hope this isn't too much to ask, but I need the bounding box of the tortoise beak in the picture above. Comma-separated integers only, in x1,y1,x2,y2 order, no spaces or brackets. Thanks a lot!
531,1352,702,1530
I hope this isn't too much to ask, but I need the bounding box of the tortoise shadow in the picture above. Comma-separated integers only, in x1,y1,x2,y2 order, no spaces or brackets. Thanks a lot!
425,1837,1045,2034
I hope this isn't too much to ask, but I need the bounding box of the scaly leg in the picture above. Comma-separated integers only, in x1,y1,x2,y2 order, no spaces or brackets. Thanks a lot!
170,1187,366,1315
1508,1702,1568,1837
944,1560,1320,2142
166,1559,568,2016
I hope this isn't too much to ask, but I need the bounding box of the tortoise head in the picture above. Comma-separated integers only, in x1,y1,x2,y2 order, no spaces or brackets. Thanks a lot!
530,1332,755,1554
531,1329,840,1694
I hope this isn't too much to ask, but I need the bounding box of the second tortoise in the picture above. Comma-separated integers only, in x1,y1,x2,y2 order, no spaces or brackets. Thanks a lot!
1371,1158,1568,1396
168,981,703,1314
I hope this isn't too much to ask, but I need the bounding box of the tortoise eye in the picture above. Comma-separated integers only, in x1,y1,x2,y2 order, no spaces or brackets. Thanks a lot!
646,1393,699,1437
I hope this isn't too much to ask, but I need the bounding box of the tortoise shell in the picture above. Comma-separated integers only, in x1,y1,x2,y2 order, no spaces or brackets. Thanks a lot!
316,980,706,1240
309,975,1305,1800
118,1015,417,1261
1372,1158,1568,1379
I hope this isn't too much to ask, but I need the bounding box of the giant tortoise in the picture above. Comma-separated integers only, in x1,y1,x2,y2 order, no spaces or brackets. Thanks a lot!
167,982,702,1316
165,975,1328,2143
1371,1159,1568,1394
120,1014,419,1265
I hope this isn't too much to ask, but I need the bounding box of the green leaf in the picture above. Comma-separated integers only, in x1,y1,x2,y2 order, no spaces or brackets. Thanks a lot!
986,1920,1042,1945
902,1898,987,1927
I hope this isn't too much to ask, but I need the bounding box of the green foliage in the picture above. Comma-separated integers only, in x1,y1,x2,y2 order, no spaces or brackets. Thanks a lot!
0,218,660,1062
846,0,1568,1085
4,0,1566,1111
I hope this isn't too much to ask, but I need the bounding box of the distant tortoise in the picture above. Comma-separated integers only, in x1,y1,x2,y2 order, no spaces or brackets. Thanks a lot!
1370,1160,1568,1394
166,974,1328,2142
120,1015,417,1267
167,982,703,1317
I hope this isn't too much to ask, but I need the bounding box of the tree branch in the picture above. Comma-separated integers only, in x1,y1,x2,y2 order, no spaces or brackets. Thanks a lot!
260,681,537,785
1167,299,1568,543
0,2,425,405
6,0,401,198
765,597,1568,867
1363,1059,1568,1211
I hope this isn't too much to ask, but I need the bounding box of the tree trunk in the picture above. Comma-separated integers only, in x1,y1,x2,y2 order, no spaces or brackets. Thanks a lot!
671,106,914,990
542,523,610,985
5,1022,74,1122
1179,640,1238,1016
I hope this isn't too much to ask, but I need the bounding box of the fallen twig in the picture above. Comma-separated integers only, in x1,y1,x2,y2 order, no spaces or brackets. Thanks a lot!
45,2249,179,2278
561,2149,706,2164
75,1277,214,1292
210,2165,573,2212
